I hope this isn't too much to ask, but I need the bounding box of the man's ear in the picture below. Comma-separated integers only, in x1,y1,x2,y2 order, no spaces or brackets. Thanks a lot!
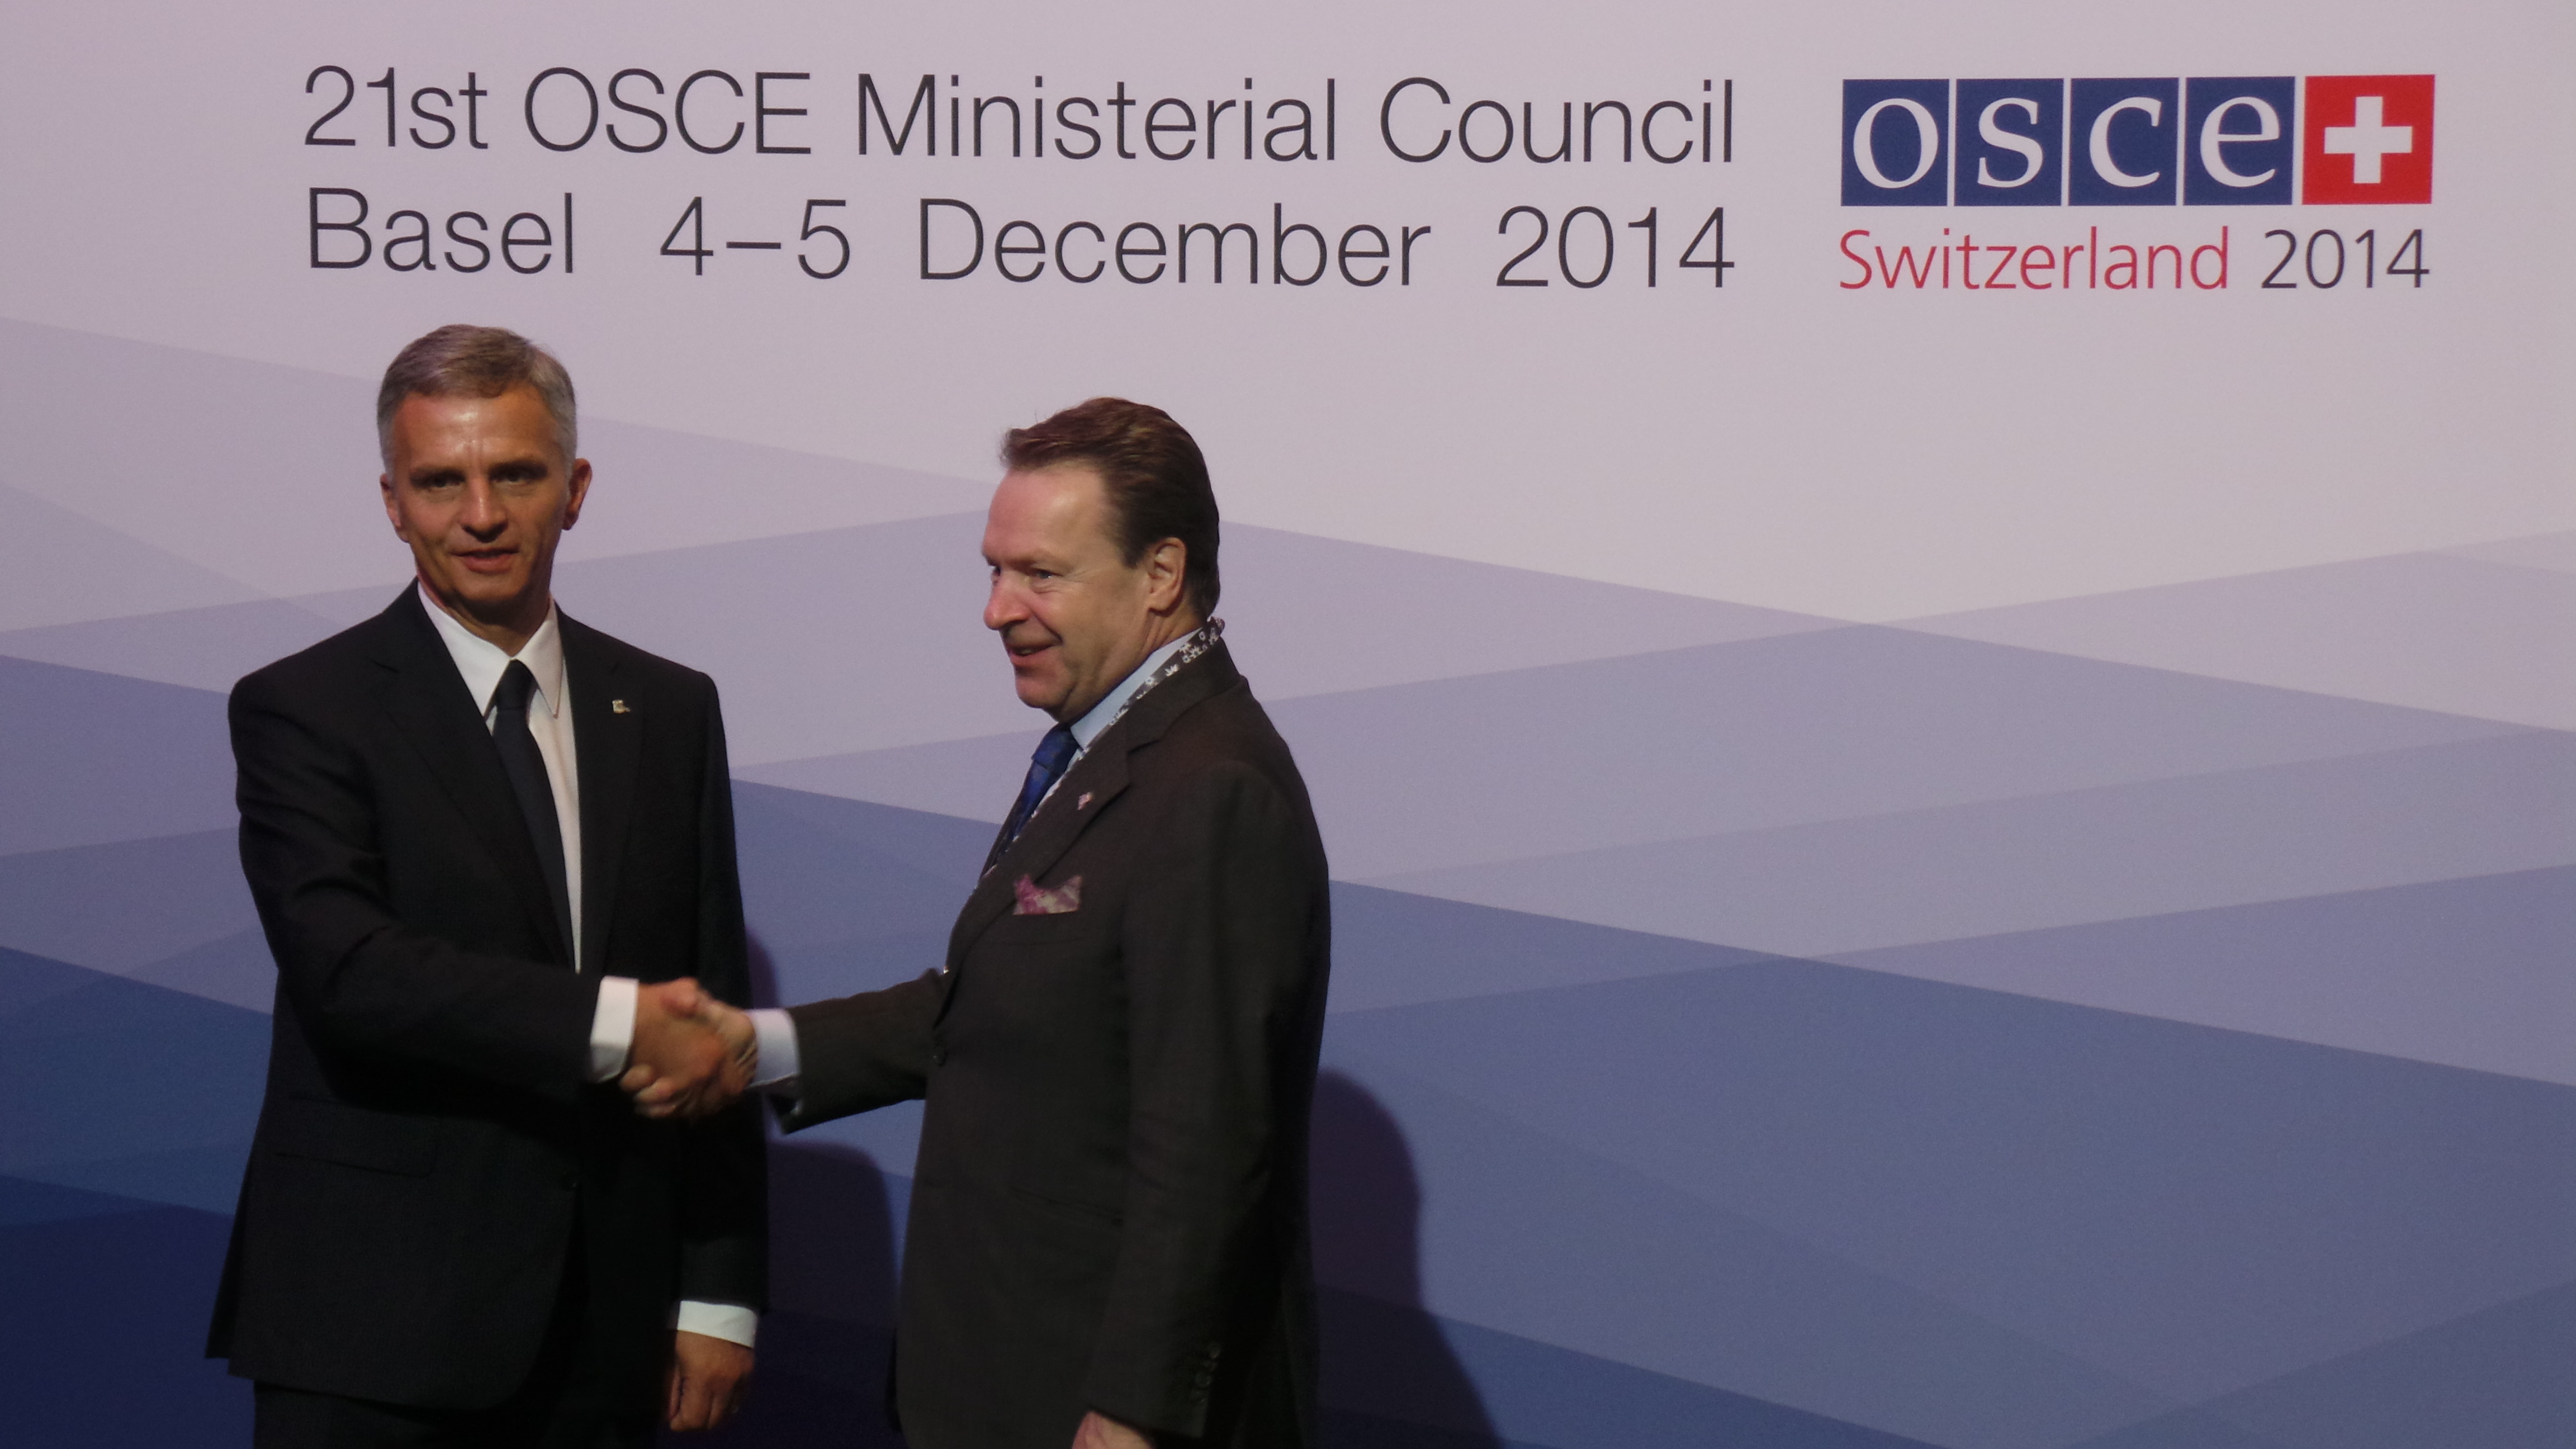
380,473,407,539
561,457,594,531
1143,538,1188,614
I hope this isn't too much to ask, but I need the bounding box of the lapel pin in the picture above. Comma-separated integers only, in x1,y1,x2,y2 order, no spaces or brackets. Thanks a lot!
1077,792,1093,809
611,699,632,714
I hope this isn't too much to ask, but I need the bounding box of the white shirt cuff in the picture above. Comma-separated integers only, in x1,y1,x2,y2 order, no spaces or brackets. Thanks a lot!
588,976,638,1083
748,1007,801,1091
673,1299,758,1348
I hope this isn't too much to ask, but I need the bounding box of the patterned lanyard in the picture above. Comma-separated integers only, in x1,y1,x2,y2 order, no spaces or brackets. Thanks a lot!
1048,618,1224,792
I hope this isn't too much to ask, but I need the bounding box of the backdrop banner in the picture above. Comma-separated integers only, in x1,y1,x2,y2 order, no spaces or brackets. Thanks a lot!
3,3,2570,1446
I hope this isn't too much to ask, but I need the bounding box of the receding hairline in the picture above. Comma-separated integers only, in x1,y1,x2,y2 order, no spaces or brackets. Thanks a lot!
375,324,577,465
381,386,574,464
1001,457,1119,489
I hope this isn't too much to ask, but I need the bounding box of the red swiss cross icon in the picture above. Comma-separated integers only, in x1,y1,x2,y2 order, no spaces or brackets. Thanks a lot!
2302,75,2434,204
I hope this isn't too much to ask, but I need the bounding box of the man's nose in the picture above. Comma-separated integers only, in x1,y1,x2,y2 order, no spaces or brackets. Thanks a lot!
984,576,1027,632
458,478,507,537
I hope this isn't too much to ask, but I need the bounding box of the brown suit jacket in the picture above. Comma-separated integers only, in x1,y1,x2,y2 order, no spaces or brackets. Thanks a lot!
785,641,1330,1448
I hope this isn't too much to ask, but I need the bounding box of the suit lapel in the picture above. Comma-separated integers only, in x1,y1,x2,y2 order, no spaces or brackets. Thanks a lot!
950,745,1136,950
562,615,640,977
939,643,1246,1012
367,588,574,967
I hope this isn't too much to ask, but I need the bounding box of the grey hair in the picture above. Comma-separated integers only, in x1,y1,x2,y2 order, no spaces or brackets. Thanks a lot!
376,324,577,465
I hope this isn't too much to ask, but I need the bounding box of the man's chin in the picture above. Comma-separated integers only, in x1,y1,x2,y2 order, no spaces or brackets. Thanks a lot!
1012,674,1071,716
428,571,538,617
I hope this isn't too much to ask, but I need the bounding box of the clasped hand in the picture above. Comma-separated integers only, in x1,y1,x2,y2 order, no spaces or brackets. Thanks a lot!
622,978,755,1120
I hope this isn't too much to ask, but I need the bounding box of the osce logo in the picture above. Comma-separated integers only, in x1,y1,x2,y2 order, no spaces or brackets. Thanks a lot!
1841,75,2433,206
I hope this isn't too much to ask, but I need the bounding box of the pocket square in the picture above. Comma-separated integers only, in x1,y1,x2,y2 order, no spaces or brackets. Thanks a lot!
1013,874,1082,915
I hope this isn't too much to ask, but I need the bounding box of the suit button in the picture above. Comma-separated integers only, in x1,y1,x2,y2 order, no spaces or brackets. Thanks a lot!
929,1046,948,1067
560,1172,580,1190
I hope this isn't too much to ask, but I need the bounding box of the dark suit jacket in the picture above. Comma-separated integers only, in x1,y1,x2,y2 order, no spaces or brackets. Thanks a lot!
206,586,766,1411
785,641,1330,1448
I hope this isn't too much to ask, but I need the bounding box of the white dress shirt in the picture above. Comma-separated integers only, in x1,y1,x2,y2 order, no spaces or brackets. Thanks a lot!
419,583,756,1349
741,632,1195,1095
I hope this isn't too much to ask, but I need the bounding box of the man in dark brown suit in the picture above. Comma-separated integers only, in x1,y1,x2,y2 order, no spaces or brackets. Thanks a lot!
638,397,1332,1448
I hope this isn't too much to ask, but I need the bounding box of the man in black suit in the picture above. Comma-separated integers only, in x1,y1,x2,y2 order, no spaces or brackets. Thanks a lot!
638,397,1332,1448
210,325,767,1447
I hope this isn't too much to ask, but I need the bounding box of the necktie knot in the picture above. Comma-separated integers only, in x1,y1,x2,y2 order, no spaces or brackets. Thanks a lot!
493,658,539,717
1029,723,1078,780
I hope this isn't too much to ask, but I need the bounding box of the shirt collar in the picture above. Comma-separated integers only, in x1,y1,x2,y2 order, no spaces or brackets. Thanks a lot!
418,580,567,718
1068,632,1194,751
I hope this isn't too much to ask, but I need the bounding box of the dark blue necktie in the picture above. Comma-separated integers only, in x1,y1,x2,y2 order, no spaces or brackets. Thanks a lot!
490,660,576,967
998,723,1078,853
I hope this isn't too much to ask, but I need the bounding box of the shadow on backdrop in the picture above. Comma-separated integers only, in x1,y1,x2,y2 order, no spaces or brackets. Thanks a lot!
1311,1069,1501,1448
672,930,905,1447
669,1139,905,1449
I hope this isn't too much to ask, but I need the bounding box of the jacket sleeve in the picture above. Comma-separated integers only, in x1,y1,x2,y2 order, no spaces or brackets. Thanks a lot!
676,679,769,1309
778,972,940,1129
231,670,598,1100
1083,761,1324,1437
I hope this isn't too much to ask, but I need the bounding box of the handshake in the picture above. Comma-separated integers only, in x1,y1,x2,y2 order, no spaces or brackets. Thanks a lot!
623,979,758,1120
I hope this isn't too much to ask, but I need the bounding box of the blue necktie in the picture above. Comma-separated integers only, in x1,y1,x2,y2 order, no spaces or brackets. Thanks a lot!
999,724,1078,852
